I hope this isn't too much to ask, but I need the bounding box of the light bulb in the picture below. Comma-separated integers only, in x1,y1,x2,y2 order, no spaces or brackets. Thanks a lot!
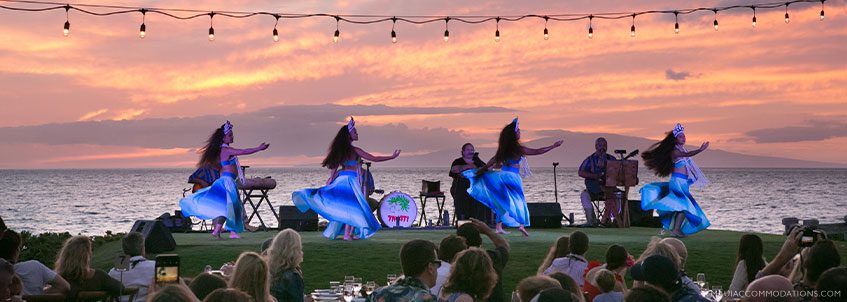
444,30,449,42
273,28,279,42
63,21,70,37
714,19,719,31
391,30,397,43
752,16,757,27
495,30,500,42
631,25,635,37
543,28,548,40
333,30,340,43
820,10,825,21
785,12,790,24
675,22,679,34
208,27,214,41
588,27,593,39
139,23,146,38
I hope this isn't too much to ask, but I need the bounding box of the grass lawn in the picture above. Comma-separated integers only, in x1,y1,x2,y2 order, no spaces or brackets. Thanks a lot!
91,227,847,294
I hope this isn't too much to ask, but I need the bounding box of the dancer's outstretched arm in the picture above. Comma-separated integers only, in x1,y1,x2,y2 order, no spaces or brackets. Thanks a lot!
224,143,270,156
522,140,563,156
354,147,400,162
673,142,709,158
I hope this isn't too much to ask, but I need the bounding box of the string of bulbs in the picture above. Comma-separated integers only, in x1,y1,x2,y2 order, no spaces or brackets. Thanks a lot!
0,0,828,42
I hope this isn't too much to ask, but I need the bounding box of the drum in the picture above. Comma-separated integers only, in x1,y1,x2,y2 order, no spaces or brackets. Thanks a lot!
377,191,418,228
238,177,277,190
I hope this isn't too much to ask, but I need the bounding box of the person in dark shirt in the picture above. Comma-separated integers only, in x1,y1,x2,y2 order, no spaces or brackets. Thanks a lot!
55,236,124,301
456,218,510,302
578,137,616,226
449,143,491,224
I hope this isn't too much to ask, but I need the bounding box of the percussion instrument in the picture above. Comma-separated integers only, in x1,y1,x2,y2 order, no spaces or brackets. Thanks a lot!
377,191,418,228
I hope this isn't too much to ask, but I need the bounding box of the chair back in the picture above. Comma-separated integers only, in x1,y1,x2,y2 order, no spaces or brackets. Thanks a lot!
421,180,441,194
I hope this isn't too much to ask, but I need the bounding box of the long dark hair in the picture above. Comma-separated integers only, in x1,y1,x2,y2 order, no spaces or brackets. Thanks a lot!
198,126,225,169
641,132,677,177
322,126,354,169
493,121,523,164
736,234,765,284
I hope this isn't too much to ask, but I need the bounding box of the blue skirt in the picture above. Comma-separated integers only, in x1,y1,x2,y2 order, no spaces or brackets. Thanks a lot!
179,172,245,233
640,173,710,236
292,170,381,239
463,167,530,227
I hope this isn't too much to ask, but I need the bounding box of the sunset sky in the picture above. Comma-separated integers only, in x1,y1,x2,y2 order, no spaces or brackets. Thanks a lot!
0,0,845,168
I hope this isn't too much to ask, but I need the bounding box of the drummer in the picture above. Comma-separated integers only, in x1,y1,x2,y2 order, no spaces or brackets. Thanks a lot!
449,143,492,223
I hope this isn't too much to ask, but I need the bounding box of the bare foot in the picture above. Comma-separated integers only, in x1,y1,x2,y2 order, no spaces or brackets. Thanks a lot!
343,235,353,241
518,226,529,237
495,229,510,234
229,232,241,239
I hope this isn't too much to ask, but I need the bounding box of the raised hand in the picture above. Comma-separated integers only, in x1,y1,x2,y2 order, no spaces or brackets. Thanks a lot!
699,141,710,151
391,149,401,158
552,139,564,148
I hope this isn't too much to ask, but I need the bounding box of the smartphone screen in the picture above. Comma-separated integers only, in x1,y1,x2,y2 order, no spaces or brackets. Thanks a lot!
155,254,180,284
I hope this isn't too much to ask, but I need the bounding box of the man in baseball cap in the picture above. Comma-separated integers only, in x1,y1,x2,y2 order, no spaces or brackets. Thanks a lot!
629,255,709,302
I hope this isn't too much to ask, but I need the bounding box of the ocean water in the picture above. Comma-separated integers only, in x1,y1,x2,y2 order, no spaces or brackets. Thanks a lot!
1,168,845,235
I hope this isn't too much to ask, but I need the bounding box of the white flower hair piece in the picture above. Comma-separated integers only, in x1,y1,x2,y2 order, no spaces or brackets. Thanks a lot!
513,117,519,133
223,121,233,135
672,123,685,137
347,116,355,134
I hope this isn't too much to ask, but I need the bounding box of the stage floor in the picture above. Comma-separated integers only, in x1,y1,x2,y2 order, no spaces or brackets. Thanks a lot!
91,227,847,294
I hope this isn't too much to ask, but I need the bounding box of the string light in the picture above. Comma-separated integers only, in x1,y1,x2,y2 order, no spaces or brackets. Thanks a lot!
208,12,215,41
784,3,790,23
63,5,70,37
630,14,636,37
495,17,500,42
543,16,549,40
333,16,340,43
820,0,825,20
713,9,719,31
272,14,279,42
752,6,757,27
443,17,449,42
588,15,593,39
674,11,680,34
139,9,146,38
391,17,397,43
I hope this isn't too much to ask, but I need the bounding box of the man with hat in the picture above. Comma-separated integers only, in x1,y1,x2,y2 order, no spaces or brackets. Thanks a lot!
629,255,709,302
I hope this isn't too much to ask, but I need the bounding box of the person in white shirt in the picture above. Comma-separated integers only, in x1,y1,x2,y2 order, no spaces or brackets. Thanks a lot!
543,231,589,286
108,232,155,302
430,235,467,296
0,229,70,296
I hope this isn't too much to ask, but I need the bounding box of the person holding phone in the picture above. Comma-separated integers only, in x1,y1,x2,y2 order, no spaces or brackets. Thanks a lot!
449,143,491,223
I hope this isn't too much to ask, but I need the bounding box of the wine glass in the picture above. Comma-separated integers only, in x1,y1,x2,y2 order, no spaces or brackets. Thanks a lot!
365,281,376,296
696,273,706,288
353,278,363,296
387,274,398,286
343,286,354,302
712,285,723,301
330,281,341,294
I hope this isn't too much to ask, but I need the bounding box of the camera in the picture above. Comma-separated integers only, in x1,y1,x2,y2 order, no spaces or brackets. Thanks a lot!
788,225,825,248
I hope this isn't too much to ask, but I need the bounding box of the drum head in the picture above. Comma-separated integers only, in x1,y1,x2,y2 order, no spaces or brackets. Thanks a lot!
378,191,418,228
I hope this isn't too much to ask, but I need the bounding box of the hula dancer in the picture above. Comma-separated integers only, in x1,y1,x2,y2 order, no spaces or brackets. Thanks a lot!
464,118,563,236
179,121,270,239
292,117,400,240
640,123,711,237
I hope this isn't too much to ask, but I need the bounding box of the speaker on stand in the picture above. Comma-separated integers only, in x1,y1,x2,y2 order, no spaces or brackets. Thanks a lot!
130,220,176,253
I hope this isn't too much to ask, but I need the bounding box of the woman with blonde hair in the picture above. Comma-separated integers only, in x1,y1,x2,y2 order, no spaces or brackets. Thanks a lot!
537,236,569,275
439,247,498,302
229,252,275,302
632,238,681,288
267,229,304,302
54,235,123,300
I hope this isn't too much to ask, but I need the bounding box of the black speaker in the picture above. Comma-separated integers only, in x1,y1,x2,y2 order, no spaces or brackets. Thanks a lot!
130,220,176,254
628,200,662,227
279,206,318,231
527,203,563,228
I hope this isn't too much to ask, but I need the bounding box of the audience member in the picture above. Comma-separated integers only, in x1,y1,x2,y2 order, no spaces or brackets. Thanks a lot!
543,231,589,286
815,267,847,302
148,284,200,302
794,240,841,292
188,273,227,301
743,275,794,302
633,238,680,288
431,235,467,296
439,248,497,302
456,218,510,302
0,229,70,296
55,235,124,300
267,229,305,302
593,269,624,302
660,238,699,293
369,239,438,302
535,287,581,302
584,244,629,301
229,252,274,302
0,258,21,302
108,232,155,302
545,272,582,301
729,234,767,294
537,236,569,275
624,285,670,302
629,255,708,302
516,275,561,302
203,288,254,302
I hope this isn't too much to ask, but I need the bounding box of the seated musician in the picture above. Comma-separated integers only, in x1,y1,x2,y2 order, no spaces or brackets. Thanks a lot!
578,137,616,227
188,164,221,193
449,143,491,223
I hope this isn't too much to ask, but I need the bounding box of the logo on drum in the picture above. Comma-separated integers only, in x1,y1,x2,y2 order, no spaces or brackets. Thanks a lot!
378,191,418,228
